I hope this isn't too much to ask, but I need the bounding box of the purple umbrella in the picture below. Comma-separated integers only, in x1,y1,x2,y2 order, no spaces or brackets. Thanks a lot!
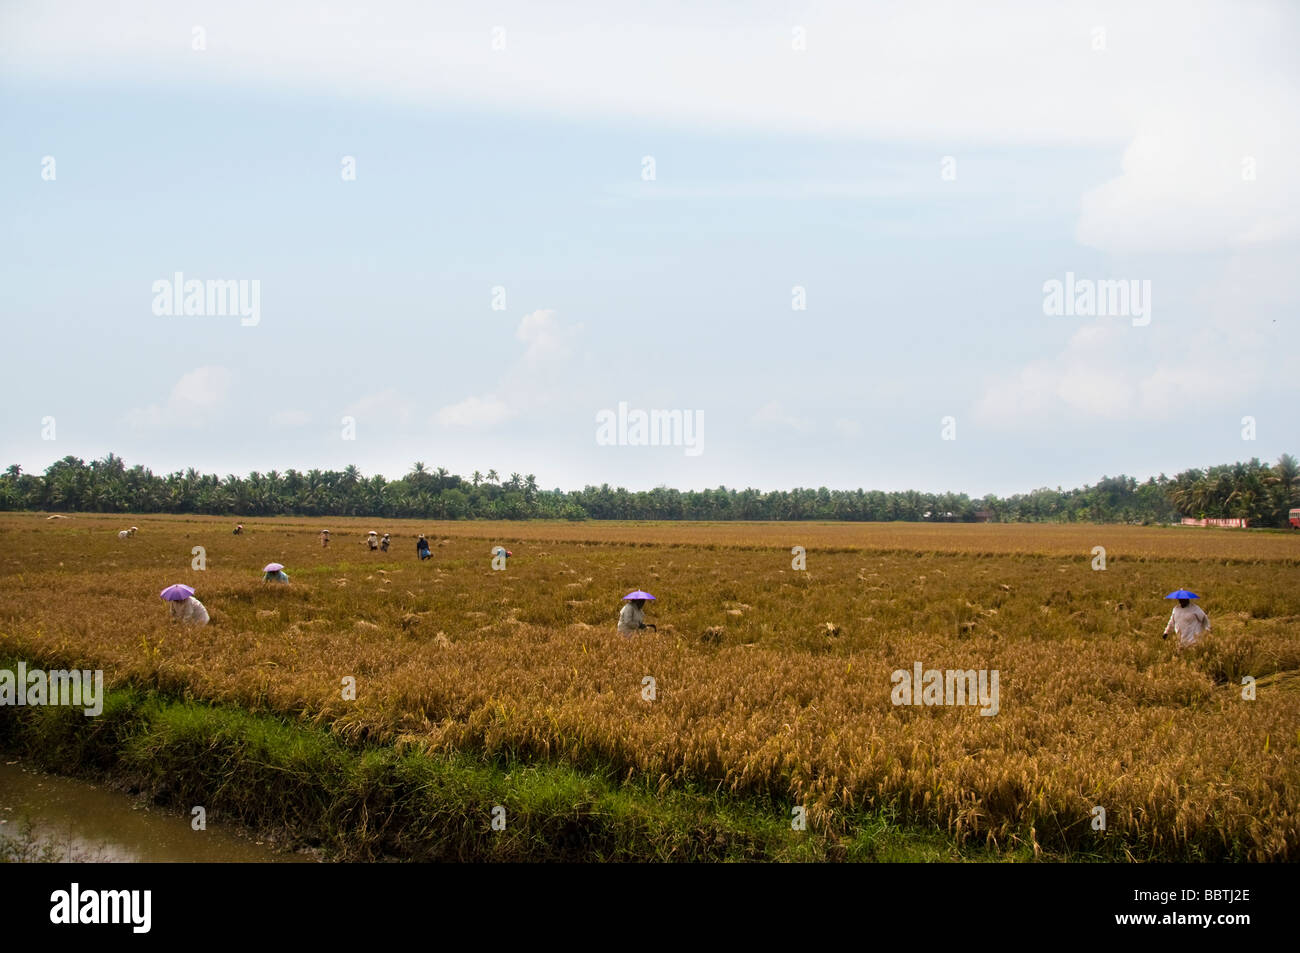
264,563,284,573
1164,589,1199,599
623,590,656,601
160,584,195,601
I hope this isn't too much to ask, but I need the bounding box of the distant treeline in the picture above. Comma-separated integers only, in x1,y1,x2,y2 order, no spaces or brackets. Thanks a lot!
2,454,1298,526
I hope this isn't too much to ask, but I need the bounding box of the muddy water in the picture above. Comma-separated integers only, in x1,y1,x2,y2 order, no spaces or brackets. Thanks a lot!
0,760,313,862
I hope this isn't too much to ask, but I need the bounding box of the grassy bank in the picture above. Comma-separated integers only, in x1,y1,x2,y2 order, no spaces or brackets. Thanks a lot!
0,655,1011,862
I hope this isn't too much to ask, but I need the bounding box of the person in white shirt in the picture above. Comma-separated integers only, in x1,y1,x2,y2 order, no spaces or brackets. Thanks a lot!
170,595,210,625
1163,598,1209,649
618,599,656,635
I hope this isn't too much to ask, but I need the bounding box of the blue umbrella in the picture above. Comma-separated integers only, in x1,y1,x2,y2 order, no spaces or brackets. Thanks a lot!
1164,589,1199,599
160,584,195,601
623,590,656,601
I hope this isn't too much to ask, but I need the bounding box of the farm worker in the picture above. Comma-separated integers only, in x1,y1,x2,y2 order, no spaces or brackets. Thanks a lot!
233,523,243,535
264,570,290,583
618,591,657,635
618,599,646,634
320,530,330,548
1163,590,1210,649
171,595,210,625
417,535,432,560
367,531,379,551
380,533,391,552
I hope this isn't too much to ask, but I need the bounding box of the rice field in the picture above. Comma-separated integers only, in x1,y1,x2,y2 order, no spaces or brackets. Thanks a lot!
2,512,1299,860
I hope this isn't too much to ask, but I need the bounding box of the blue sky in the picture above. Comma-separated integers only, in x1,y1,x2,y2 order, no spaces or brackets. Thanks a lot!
2,1,1297,496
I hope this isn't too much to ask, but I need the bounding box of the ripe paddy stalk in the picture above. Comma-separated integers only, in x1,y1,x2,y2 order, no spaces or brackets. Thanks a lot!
1,513,1297,859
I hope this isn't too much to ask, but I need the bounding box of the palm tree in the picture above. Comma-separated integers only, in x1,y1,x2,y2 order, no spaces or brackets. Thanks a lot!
304,469,327,514
1266,453,1299,526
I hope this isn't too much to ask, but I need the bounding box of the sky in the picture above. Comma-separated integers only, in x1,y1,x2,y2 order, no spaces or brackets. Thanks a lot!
1,0,1297,496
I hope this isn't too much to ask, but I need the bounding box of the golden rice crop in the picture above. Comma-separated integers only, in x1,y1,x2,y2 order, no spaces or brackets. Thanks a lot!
2,512,1298,859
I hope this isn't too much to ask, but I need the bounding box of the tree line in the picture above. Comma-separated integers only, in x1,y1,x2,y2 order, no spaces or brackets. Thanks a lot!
1,453,1297,526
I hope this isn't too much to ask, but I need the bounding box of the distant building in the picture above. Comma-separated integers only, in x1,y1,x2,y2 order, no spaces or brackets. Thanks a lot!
973,510,994,522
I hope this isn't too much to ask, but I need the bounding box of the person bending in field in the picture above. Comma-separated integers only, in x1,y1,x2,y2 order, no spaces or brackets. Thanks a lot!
170,595,210,625
320,530,330,548
417,534,432,560
618,599,655,636
233,523,243,535
1163,598,1210,650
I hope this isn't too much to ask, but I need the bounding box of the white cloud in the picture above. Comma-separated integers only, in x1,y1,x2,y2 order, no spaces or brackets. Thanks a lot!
127,366,233,429
973,304,1279,430
1076,113,1300,254
436,395,512,429
436,309,579,430
2,1,1290,147
171,365,231,408
974,325,1156,426
752,401,814,432
975,363,1060,428
515,309,576,367
6,3,1295,256
344,388,415,427
1136,361,1247,419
